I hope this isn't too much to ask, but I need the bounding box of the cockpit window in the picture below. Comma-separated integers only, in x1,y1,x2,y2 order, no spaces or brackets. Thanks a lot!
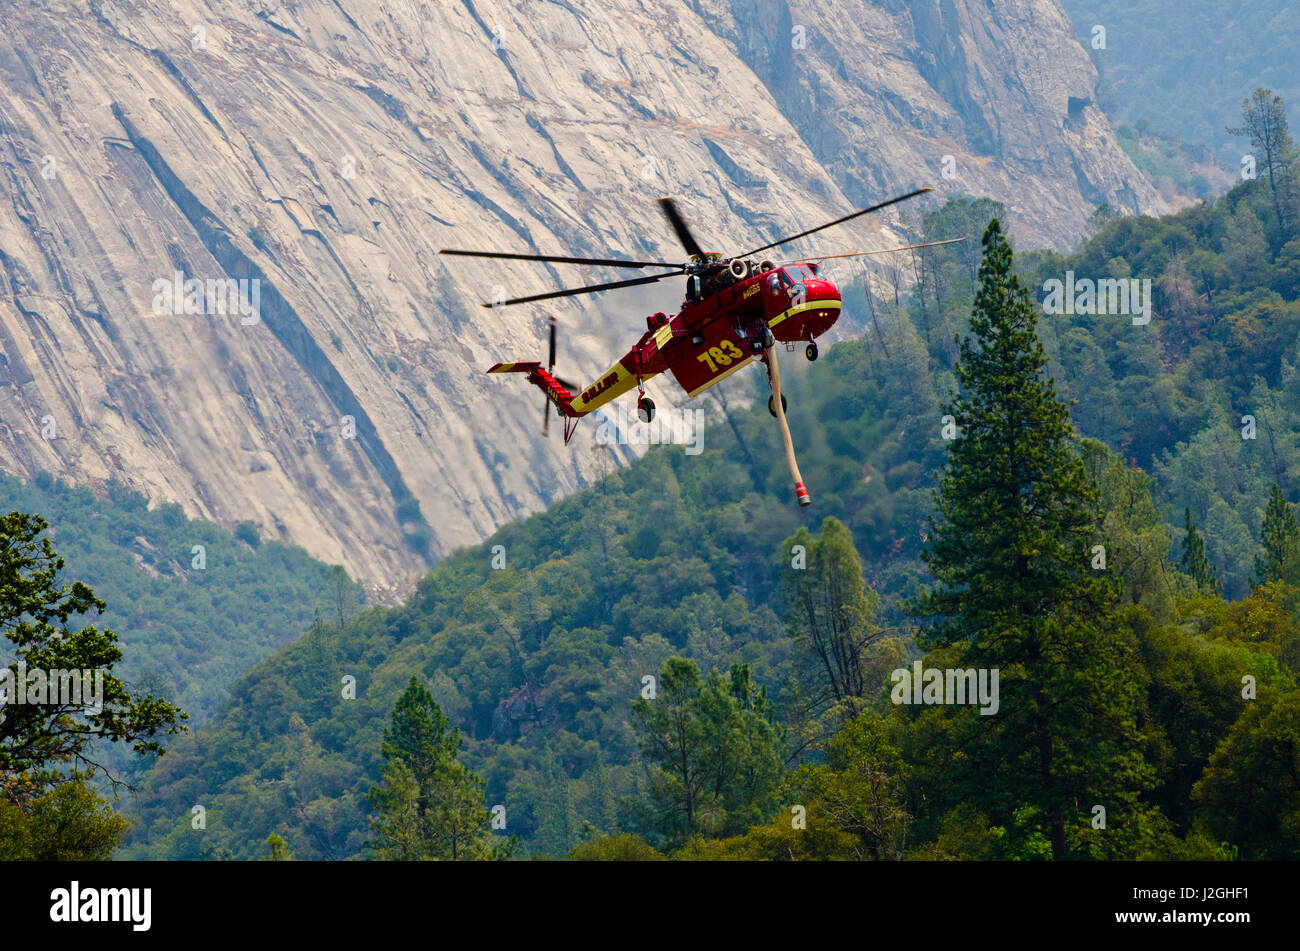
782,265,816,283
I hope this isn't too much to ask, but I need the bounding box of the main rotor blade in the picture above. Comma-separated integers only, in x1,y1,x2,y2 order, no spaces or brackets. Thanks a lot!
547,317,557,370
738,187,934,259
481,270,685,307
440,249,678,269
780,237,967,265
659,197,706,260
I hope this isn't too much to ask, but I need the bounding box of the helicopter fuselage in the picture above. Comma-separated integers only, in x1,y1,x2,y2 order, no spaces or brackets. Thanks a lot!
565,262,840,414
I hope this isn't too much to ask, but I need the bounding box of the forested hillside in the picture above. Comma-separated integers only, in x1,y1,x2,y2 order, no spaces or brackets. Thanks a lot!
0,473,363,730
119,100,1300,859
1061,1,1300,154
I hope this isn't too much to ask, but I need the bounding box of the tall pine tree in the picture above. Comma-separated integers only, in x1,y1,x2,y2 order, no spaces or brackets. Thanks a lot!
367,676,511,860
908,219,1153,859
1180,508,1221,593
1253,484,1299,588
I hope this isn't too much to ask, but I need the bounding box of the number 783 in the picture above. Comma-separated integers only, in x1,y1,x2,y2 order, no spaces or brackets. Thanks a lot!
696,339,745,373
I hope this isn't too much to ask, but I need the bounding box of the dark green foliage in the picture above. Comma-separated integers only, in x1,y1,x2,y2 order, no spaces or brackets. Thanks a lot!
367,676,509,860
234,521,260,548
908,221,1152,859
1254,484,1299,588
912,220,1115,645
1192,689,1300,858
1134,609,1290,833
1180,508,1220,593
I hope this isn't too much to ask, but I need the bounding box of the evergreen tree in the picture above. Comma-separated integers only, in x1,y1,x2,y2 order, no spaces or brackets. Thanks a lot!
908,220,1154,859
1254,484,1299,588
582,752,620,836
1227,89,1299,233
1180,508,1221,593
367,676,510,860
533,744,579,858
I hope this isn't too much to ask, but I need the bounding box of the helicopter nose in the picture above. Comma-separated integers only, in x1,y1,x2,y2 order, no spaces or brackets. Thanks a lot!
804,278,841,302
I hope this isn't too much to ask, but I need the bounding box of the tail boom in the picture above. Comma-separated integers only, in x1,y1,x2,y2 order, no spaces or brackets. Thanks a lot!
488,361,581,417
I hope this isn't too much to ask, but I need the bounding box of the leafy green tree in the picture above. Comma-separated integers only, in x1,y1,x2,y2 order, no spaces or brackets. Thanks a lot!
1132,607,1288,832
785,711,911,860
782,518,894,730
1254,484,1299,588
1180,508,1221,593
0,511,186,796
0,777,130,860
676,711,911,861
1192,689,1300,859
261,833,294,861
630,658,783,850
908,220,1154,859
568,833,664,861
367,676,510,860
1080,439,1177,618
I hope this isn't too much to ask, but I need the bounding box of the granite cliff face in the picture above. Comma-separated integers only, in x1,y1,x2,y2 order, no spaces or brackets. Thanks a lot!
0,0,1160,598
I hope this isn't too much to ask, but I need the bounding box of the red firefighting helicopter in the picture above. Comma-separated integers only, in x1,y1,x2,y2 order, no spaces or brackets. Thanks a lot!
440,187,961,505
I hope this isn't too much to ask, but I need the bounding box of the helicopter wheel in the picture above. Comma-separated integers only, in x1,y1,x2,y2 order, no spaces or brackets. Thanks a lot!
637,397,656,423
806,342,819,361
768,393,788,418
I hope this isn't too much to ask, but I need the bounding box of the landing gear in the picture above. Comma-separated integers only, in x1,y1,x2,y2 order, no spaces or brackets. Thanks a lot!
805,341,819,361
767,393,788,418
638,395,656,423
